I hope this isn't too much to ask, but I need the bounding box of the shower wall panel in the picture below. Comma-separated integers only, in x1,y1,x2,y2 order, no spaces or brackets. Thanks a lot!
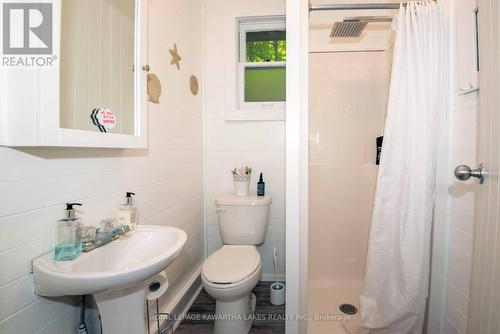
309,51,392,289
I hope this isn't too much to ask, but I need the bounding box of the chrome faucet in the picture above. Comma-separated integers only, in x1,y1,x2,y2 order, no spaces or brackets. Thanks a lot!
81,219,131,252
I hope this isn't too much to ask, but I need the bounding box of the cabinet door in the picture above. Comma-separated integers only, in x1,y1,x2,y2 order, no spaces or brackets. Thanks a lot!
0,0,148,148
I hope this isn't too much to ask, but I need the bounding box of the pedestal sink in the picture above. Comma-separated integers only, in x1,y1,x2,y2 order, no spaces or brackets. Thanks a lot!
33,225,187,334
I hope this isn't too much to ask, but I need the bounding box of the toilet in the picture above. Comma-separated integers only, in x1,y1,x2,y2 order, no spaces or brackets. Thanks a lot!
202,193,272,334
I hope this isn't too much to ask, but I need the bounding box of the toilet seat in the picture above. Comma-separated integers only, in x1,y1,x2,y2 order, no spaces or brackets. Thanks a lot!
202,245,260,285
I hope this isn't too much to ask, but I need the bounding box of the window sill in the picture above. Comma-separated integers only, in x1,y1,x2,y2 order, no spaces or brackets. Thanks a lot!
225,109,286,122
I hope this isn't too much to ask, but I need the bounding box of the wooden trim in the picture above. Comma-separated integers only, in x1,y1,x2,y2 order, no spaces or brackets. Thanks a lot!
285,0,309,333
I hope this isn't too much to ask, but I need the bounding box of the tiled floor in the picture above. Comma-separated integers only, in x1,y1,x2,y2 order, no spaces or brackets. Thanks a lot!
175,281,285,334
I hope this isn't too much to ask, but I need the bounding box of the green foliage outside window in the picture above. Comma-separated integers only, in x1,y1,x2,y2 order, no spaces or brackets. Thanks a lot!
245,30,286,62
246,40,286,62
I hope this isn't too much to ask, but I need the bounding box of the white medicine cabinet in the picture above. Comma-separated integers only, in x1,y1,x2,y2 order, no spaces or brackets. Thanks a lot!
0,0,148,148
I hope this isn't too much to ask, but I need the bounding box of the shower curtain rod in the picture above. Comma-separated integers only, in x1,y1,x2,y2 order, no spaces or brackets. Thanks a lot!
310,3,403,11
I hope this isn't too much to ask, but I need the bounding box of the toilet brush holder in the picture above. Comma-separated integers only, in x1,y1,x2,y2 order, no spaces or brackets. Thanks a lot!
270,282,285,306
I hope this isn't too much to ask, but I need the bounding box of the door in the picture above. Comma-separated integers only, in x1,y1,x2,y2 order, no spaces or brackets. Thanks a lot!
466,0,500,332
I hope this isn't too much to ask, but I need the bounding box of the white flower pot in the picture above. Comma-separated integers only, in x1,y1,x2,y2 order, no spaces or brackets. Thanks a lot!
233,175,251,197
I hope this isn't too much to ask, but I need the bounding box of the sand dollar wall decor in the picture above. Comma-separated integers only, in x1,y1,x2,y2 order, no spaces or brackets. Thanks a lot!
147,73,162,104
189,75,199,96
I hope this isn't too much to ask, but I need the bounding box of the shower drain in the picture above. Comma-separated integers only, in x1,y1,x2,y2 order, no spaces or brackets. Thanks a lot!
339,303,358,315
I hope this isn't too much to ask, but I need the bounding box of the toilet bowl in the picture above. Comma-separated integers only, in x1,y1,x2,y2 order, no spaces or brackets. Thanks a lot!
202,245,262,334
202,194,272,334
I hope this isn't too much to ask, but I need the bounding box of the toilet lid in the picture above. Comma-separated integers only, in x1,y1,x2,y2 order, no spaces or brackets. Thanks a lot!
203,245,260,284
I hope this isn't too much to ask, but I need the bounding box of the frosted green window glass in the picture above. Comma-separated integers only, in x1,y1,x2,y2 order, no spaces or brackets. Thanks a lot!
245,67,286,102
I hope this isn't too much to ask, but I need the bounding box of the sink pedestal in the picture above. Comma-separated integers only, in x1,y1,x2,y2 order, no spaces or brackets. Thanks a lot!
94,284,148,334
32,226,187,334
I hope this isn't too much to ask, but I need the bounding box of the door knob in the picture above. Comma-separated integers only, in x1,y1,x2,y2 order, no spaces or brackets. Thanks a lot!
454,163,485,184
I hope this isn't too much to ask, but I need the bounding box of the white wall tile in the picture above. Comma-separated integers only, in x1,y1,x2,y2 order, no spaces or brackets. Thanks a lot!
443,319,462,334
447,246,473,281
444,7,479,330
204,0,286,280
36,307,80,334
445,110,478,333
451,106,478,130
0,297,78,334
449,228,474,259
450,128,477,150
446,284,469,319
449,184,477,216
445,302,468,334
0,275,39,322
447,264,472,299
0,0,204,331
449,209,474,235
0,238,52,286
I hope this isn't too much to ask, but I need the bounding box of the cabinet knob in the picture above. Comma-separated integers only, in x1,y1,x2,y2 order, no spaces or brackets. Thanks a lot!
142,65,150,72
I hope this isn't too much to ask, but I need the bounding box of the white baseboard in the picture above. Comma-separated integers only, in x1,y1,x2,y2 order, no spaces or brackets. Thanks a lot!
171,278,202,332
159,264,203,333
164,264,203,313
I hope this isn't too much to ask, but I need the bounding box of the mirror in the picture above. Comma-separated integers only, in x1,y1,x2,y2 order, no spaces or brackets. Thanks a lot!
59,0,136,135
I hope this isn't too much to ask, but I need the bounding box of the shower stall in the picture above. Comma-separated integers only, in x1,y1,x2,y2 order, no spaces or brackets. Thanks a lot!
307,3,396,333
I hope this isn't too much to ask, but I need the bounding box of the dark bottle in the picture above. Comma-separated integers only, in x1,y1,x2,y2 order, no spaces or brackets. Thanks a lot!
376,136,384,165
257,173,265,196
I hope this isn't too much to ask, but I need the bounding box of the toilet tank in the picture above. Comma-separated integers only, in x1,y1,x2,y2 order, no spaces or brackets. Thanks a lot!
215,194,272,245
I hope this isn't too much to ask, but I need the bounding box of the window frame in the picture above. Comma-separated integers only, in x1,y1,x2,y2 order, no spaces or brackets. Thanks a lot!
236,17,286,118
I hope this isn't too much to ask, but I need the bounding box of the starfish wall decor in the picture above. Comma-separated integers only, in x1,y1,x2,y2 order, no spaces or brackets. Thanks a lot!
169,43,181,70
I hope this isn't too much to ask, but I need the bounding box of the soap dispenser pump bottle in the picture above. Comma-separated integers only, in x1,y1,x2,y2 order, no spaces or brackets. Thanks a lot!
117,192,137,231
257,173,266,196
54,203,82,261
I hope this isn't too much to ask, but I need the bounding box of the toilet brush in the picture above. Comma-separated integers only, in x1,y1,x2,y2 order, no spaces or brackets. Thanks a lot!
270,247,285,305
273,247,279,285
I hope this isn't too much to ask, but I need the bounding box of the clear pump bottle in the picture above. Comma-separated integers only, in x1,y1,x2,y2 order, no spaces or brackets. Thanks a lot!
54,203,82,261
117,192,137,231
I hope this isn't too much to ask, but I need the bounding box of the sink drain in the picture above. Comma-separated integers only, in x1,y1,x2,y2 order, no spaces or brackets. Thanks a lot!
339,303,358,315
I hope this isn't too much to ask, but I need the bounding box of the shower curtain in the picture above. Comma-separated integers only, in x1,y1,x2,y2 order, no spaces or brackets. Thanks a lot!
345,2,445,334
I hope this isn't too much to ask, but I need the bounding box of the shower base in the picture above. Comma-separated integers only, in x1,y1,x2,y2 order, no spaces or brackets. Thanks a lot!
308,286,361,334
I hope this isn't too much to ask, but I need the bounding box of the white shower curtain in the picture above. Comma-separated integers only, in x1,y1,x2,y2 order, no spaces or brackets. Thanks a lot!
345,2,446,334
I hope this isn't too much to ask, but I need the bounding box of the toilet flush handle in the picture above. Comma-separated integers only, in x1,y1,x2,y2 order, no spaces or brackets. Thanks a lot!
215,208,226,215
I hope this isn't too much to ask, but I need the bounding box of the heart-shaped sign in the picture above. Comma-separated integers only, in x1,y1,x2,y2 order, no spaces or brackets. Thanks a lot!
91,108,117,133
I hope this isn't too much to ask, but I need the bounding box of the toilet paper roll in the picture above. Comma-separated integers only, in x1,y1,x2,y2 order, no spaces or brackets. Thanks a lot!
145,272,169,301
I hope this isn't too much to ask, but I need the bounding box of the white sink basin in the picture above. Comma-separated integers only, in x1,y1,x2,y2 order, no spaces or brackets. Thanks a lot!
33,225,186,296
33,225,187,334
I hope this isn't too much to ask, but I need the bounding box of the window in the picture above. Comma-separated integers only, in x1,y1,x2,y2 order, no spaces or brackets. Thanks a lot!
238,17,286,114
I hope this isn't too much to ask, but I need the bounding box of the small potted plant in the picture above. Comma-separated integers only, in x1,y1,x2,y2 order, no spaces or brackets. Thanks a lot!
232,166,252,197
